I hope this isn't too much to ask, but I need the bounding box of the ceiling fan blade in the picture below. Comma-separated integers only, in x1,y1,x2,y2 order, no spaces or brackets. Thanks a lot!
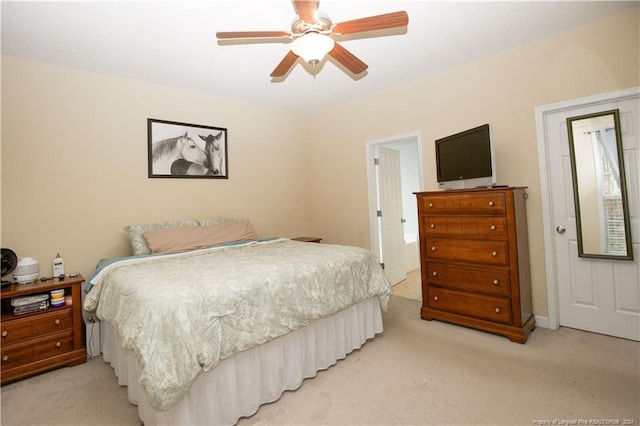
216,31,290,39
328,43,368,75
332,11,408,35
270,50,299,78
292,0,318,24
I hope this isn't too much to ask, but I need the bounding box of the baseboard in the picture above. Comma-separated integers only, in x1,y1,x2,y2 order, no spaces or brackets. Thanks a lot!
534,314,549,329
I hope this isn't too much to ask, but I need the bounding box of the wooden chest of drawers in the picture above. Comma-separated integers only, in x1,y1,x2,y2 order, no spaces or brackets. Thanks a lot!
1,275,86,384
416,187,535,343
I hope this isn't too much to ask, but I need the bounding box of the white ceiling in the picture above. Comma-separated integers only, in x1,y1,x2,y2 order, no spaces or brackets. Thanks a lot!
1,1,636,113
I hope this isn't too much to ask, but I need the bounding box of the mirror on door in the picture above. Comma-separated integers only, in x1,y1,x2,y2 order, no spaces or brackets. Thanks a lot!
567,109,633,260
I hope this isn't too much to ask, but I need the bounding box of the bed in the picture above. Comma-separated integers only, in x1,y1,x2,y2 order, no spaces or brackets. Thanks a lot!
83,218,392,425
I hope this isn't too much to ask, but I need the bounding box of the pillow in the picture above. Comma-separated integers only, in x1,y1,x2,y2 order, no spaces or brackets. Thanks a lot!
142,220,257,254
124,217,242,255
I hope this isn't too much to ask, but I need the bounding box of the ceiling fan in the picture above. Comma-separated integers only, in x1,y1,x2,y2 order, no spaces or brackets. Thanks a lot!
216,0,408,78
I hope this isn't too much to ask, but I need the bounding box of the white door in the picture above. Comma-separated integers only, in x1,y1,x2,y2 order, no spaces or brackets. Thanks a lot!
543,91,639,341
376,146,406,285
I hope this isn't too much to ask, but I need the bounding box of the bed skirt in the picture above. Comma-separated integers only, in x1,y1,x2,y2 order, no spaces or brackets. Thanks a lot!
101,296,384,425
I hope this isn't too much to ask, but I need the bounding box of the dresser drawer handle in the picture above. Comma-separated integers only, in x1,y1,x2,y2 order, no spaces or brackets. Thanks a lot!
54,319,61,325
2,355,8,362
1,330,8,337
491,251,498,257
488,201,495,207
432,271,437,277
495,308,501,314
433,296,439,301
430,223,435,229
490,225,496,231
431,246,437,251
428,202,434,208
55,341,62,348
492,279,499,285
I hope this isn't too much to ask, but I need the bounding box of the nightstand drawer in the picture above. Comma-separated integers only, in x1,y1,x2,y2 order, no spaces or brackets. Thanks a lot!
33,331,74,361
1,308,72,345
1,331,73,370
427,287,512,324
1,319,33,344
426,264,510,296
32,309,73,336
0,342,33,369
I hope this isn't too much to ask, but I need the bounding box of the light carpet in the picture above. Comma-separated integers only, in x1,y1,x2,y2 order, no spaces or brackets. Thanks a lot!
1,296,638,425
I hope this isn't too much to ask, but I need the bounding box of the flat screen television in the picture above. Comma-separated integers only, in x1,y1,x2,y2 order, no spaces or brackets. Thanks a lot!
435,124,497,189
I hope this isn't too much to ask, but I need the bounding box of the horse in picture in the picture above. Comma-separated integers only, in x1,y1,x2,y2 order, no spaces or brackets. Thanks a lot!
200,132,225,176
151,132,207,175
168,132,226,176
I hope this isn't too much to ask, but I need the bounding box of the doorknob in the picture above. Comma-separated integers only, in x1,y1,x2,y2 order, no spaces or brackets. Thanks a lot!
556,225,566,234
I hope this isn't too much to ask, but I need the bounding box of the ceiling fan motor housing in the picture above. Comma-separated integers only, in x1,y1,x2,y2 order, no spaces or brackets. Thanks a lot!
291,16,332,35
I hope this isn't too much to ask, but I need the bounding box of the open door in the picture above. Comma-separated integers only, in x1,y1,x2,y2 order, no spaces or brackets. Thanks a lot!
376,146,406,285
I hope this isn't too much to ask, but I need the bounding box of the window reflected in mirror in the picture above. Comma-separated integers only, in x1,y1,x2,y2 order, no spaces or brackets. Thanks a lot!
567,109,633,260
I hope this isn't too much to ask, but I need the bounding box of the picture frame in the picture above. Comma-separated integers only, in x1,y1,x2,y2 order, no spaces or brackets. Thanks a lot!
148,118,228,179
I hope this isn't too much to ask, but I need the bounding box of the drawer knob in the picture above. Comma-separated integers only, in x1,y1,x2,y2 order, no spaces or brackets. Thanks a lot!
430,223,435,229
431,246,437,251
490,225,496,231
2,355,8,362
492,279,499,285
489,201,495,207
1,330,8,337
432,271,437,277
433,296,439,301
495,308,501,314
54,319,61,325
428,202,434,208
56,341,62,348
492,251,498,257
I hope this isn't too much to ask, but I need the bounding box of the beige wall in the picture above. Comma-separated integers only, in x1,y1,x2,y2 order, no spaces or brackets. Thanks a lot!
304,9,639,317
1,58,312,279
2,8,638,318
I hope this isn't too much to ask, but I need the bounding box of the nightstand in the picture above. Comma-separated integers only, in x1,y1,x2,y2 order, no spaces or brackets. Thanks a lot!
292,237,322,243
1,275,87,384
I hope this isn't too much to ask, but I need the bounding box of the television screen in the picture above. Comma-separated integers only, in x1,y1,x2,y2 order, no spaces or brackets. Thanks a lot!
435,124,496,189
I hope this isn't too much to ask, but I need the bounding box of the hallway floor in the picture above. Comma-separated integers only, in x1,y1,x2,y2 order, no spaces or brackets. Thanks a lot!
392,269,421,301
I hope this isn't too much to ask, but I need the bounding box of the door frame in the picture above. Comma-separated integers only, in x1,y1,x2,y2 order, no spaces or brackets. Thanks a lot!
534,86,639,330
365,131,424,267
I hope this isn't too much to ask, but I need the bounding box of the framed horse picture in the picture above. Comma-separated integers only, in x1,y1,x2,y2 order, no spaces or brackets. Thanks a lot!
148,118,228,179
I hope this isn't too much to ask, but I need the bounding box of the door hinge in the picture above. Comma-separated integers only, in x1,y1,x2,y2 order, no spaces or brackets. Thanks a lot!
374,158,379,165
380,262,385,270
377,210,382,217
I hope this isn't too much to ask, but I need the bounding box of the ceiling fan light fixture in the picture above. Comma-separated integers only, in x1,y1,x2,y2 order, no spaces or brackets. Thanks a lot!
291,32,335,66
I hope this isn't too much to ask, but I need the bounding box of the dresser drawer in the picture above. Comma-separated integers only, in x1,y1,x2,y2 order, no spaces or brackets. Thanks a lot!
420,192,506,215
422,216,507,238
426,263,510,296
425,238,508,266
1,308,72,345
427,287,512,324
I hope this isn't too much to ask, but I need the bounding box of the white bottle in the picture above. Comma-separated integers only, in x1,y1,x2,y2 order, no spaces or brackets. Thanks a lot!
53,253,64,277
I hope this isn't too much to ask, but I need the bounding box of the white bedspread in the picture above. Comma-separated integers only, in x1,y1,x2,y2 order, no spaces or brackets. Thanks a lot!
83,239,391,411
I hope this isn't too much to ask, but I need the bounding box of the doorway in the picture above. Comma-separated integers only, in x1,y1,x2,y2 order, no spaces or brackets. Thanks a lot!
366,132,424,286
536,87,639,341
